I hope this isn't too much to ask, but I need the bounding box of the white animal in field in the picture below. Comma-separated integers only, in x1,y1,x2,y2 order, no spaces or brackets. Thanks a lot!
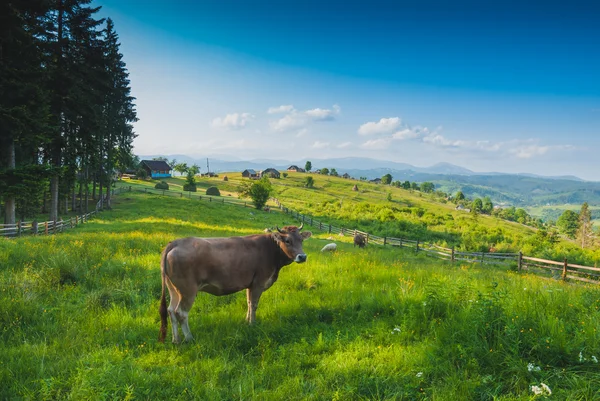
320,243,337,252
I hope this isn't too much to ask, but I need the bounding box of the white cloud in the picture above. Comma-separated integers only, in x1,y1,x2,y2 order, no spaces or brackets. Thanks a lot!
337,141,353,148
509,145,550,159
422,134,465,148
393,128,425,140
305,108,336,121
358,117,401,135
270,112,306,132
296,128,308,137
270,104,340,132
360,138,392,150
211,112,254,130
268,105,295,114
312,141,330,149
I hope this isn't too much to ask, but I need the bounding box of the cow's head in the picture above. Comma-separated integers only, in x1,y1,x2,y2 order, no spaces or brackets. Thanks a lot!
272,223,312,263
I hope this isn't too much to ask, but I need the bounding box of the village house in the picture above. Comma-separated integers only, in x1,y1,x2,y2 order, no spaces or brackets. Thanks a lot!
260,168,281,179
141,160,172,178
287,165,305,173
242,169,259,179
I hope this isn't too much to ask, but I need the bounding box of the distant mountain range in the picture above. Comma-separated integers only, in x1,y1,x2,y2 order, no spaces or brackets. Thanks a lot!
139,154,599,207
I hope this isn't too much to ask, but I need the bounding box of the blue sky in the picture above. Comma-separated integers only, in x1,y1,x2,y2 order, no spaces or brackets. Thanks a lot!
97,0,600,180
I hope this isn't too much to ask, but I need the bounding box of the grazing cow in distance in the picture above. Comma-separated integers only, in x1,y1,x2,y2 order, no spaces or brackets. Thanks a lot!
159,224,312,344
354,233,366,248
320,243,337,252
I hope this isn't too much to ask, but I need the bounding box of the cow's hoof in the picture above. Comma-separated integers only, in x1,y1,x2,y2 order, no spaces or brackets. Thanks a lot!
183,335,194,343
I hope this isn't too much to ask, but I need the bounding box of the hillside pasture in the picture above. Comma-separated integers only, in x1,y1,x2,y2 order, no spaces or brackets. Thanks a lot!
2,193,600,399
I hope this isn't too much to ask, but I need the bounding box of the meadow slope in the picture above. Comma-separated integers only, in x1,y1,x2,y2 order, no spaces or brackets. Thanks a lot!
1,193,600,400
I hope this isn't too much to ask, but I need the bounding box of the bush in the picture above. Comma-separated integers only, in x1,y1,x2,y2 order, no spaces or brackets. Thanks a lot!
155,181,169,190
206,186,220,196
282,172,288,178
239,177,272,209
135,168,147,180
183,183,197,192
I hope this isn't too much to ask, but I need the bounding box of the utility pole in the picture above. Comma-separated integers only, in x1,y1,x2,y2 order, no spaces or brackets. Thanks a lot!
206,158,210,175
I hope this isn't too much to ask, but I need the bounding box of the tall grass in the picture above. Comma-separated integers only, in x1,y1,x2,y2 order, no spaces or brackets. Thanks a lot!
2,193,599,399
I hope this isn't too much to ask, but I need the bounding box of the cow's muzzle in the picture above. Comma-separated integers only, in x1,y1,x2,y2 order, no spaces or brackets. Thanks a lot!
294,253,307,263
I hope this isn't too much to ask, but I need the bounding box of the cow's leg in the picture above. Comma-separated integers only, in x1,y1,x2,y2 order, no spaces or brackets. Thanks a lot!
176,292,197,343
246,286,264,324
165,278,182,344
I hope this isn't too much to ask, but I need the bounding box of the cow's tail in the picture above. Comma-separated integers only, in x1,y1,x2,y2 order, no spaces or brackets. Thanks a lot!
158,242,174,343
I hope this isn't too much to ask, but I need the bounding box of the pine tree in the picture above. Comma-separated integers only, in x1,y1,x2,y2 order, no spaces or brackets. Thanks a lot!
576,202,594,249
0,0,51,225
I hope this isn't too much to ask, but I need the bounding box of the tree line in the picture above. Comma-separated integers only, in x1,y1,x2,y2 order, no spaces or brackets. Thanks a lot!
1,0,137,225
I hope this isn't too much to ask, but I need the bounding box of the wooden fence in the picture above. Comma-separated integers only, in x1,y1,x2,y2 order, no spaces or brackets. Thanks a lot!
272,198,600,285
4,185,599,285
1,196,104,238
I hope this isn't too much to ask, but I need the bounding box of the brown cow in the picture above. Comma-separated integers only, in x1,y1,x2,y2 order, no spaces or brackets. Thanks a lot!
158,224,312,343
353,233,366,248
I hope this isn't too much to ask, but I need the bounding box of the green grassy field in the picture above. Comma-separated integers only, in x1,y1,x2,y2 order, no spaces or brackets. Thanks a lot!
2,192,600,399
121,173,600,266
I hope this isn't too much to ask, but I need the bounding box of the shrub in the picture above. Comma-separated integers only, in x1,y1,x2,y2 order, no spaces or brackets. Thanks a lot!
155,181,169,190
206,186,221,196
282,172,288,178
183,183,197,192
305,176,315,188
135,168,147,180
239,177,272,209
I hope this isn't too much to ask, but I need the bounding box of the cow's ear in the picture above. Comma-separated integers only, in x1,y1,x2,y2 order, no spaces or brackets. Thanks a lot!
301,231,312,240
272,232,283,243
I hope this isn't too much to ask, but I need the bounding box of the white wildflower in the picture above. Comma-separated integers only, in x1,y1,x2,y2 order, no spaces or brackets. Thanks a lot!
592,356,598,363
531,385,542,395
422,301,427,306
527,363,541,372
416,372,423,378
540,383,552,395
579,351,585,362
391,326,401,334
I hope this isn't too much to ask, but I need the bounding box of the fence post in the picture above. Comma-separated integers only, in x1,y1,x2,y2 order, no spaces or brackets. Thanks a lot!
319,222,322,230
17,221,21,237
222,198,224,204
383,237,387,246
416,240,419,253
32,221,38,235
366,233,369,245
45,222,48,235
129,186,132,192
400,238,403,247
481,252,485,265
451,247,455,263
180,192,183,198
210,197,212,202
328,224,331,234
341,227,345,236
562,258,568,281
70,217,73,228
517,251,523,271
310,217,313,226
53,220,57,234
